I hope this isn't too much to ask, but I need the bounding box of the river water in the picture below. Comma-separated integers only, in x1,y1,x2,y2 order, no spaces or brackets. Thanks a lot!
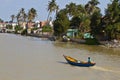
0,33,120,80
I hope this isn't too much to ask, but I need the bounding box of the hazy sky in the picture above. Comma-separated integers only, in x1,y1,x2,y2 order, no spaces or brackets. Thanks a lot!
0,0,111,21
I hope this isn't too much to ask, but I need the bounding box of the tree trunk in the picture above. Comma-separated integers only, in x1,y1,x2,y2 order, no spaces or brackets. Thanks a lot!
47,11,51,21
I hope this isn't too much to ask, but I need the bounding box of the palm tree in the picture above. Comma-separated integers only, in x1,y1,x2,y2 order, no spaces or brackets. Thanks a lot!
55,5,59,16
84,0,101,36
16,8,27,25
66,2,77,17
78,13,91,33
77,4,86,15
23,13,27,22
16,13,20,24
0,18,3,22
66,3,91,33
47,0,59,21
85,0,100,15
28,8,37,22
11,14,15,23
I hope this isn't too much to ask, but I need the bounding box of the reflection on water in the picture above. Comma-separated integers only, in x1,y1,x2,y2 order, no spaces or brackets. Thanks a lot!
54,42,120,56
0,33,120,80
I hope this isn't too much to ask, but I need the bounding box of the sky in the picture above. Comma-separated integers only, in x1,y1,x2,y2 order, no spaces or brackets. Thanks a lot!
0,0,111,21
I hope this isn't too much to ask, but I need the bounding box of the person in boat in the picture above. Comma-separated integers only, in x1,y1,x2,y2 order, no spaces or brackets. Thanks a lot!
88,57,91,63
77,60,81,63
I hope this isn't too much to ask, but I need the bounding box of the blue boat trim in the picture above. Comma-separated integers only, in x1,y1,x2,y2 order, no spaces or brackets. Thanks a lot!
63,55,96,67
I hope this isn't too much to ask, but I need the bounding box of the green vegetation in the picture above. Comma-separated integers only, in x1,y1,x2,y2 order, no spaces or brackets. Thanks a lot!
42,25,52,32
103,0,120,40
15,8,37,25
28,8,37,22
21,29,27,35
52,0,120,42
0,18,4,22
14,25,23,34
85,38,100,45
47,0,59,21
53,9,70,37
6,25,13,29
2,0,120,44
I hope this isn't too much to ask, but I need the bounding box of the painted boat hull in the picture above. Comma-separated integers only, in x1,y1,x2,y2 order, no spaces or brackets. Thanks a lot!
63,55,96,67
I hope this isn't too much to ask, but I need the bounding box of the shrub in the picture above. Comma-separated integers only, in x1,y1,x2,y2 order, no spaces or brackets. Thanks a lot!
42,26,52,32
85,38,100,45
21,29,27,35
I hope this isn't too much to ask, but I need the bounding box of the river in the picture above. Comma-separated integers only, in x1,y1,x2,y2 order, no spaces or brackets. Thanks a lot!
0,33,120,80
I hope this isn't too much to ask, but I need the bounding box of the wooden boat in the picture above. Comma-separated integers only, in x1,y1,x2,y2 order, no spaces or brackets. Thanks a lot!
63,55,96,67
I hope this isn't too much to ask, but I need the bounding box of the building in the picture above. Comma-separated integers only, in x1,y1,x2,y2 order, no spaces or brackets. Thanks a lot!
66,29,78,38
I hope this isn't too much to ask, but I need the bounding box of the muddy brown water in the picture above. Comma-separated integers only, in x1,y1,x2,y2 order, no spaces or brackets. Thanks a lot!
0,33,120,80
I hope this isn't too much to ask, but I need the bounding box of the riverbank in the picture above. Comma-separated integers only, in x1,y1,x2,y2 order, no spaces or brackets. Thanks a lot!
68,38,120,48
99,40,120,48
2,32,120,48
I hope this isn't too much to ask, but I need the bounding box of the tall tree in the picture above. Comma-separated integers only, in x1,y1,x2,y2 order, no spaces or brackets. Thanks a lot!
11,14,15,23
85,0,100,15
70,13,90,31
23,13,27,22
84,0,102,36
0,18,4,22
66,3,91,33
47,0,59,21
103,0,120,40
90,10,102,35
66,2,77,17
54,9,70,37
28,8,37,22
16,8,27,25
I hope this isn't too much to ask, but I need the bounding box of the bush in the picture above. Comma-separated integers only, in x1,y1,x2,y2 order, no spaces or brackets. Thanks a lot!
6,25,13,29
21,29,27,35
85,38,100,45
42,26,52,32
14,25,23,34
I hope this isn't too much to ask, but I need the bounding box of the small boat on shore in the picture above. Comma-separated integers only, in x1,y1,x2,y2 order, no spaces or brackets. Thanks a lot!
63,55,96,67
